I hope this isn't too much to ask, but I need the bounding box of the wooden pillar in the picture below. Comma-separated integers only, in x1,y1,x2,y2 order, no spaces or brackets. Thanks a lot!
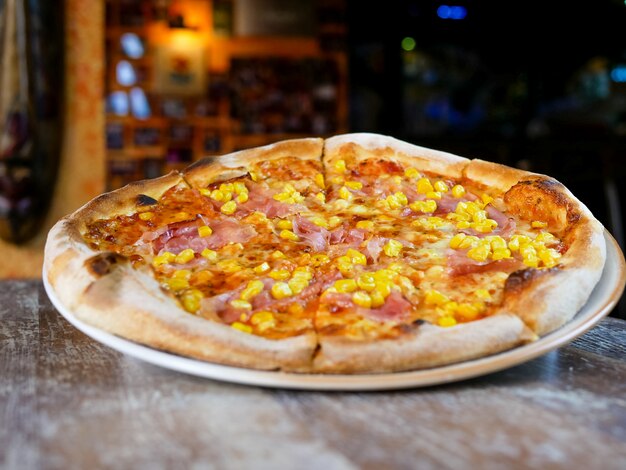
0,0,105,278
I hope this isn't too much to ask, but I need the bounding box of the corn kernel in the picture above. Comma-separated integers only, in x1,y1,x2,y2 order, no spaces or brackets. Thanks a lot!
346,248,367,265
532,220,548,229
425,265,444,278
273,192,291,202
181,289,203,313
279,229,299,241
253,262,270,274
438,316,457,327
328,216,343,228
313,173,325,189
268,269,291,281
231,322,253,334
492,248,512,260
271,250,286,260
339,186,353,201
166,277,189,291
458,302,482,320
357,273,376,291
139,211,153,221
201,249,217,261
426,191,442,200
288,277,309,295
417,178,434,194
240,280,264,301
230,299,252,310
473,219,498,233
345,180,363,190
535,232,554,244
335,279,358,293
198,225,213,237
481,194,494,206
433,180,449,192
336,256,353,275
335,159,347,172
276,219,293,230
383,239,403,257
455,221,471,230
315,193,326,203
352,291,372,308
153,251,176,267
236,192,249,204
467,244,490,262
356,220,374,230
271,282,293,299
220,200,237,215
173,269,191,280
404,167,420,179
451,184,466,198
424,289,449,306
210,189,224,201
250,311,274,325
249,171,259,182
175,249,195,264
370,289,386,308
450,233,467,249
523,254,539,268
199,188,211,197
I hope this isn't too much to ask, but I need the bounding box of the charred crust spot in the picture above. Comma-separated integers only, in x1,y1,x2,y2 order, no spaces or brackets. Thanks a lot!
412,318,426,326
504,267,559,294
136,194,158,206
86,252,125,277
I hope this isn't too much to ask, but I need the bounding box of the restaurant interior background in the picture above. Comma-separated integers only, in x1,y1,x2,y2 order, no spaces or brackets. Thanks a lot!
1,0,625,316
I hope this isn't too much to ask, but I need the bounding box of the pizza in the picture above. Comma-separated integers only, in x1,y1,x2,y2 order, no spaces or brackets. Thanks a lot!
43,133,607,374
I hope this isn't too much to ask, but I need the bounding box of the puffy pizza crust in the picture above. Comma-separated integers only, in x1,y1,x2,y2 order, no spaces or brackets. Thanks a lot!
324,133,468,179
183,137,324,188
314,313,534,374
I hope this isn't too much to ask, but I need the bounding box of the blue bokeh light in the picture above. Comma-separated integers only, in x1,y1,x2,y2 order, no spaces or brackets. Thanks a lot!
437,5,467,20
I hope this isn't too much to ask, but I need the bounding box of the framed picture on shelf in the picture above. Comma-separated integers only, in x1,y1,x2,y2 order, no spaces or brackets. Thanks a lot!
153,37,206,96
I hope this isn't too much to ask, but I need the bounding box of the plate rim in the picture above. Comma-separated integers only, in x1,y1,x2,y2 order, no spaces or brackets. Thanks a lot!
43,230,626,391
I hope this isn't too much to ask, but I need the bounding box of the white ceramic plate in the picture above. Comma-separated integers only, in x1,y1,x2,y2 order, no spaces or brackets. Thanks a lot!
44,231,625,391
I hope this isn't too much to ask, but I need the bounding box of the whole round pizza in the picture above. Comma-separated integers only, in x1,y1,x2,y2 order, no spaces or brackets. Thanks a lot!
44,134,607,374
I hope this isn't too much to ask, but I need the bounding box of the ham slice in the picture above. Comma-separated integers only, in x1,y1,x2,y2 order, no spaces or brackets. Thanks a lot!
238,184,304,218
292,216,330,252
153,217,257,254
446,248,523,276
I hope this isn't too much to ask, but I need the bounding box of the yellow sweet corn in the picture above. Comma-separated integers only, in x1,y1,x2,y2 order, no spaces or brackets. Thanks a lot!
240,280,264,301
352,291,372,308
404,167,420,179
369,289,386,308
268,269,291,281
139,211,153,221
451,184,466,198
152,251,176,267
434,180,449,192
335,159,347,172
201,249,217,261
279,229,300,241
220,200,237,215
424,289,449,306
345,181,363,190
438,316,457,327
181,289,203,313
339,186,353,200
271,282,293,299
417,177,434,194
175,249,195,264
356,220,374,230
346,248,367,265
383,239,403,257
231,322,252,334
335,279,358,293
198,225,213,237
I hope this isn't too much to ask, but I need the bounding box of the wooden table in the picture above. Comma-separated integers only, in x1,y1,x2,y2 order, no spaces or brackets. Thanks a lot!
2,280,626,469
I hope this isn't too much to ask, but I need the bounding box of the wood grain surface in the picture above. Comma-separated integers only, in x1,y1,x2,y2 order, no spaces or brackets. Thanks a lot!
1,280,625,470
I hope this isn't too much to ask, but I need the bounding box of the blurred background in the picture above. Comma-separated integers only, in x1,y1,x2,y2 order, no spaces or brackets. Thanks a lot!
1,0,624,317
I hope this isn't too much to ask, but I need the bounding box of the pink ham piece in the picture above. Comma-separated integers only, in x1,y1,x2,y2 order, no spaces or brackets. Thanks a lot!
446,248,523,276
292,216,330,252
152,217,257,254
238,184,305,219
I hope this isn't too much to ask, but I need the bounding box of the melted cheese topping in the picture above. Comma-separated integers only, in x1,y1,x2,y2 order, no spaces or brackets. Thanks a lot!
83,155,564,340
